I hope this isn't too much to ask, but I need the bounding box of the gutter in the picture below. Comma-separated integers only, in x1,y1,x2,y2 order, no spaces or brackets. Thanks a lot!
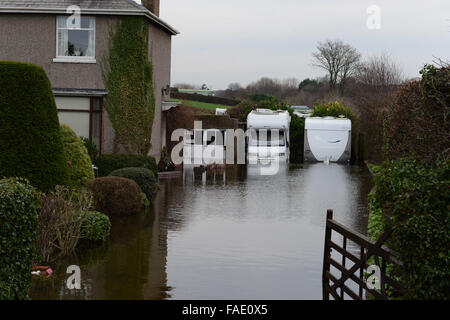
53,88,108,97
0,7,179,35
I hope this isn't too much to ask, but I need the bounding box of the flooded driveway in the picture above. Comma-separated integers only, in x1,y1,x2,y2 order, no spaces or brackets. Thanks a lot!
30,163,373,300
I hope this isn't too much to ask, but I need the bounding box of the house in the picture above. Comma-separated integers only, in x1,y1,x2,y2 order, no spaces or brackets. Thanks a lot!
0,0,179,160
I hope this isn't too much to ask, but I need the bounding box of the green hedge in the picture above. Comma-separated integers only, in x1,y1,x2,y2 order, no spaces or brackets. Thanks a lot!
370,157,450,299
290,114,305,163
94,154,158,177
82,211,111,242
60,125,95,188
0,61,69,192
0,178,40,300
172,91,240,106
109,167,158,200
87,176,143,216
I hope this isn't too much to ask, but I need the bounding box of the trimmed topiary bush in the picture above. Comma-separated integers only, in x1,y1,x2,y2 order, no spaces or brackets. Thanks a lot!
82,211,111,242
60,125,95,188
94,154,158,177
109,167,158,200
87,177,143,216
0,178,40,300
0,61,69,192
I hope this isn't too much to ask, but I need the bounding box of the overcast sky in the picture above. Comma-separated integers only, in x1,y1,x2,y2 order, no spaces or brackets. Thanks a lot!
136,0,449,89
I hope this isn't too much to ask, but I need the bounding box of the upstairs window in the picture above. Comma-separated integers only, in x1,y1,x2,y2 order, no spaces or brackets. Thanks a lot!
56,16,95,61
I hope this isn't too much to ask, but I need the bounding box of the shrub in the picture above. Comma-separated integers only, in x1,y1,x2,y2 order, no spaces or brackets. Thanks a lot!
94,154,158,177
87,177,143,216
141,193,150,208
109,167,158,200
258,96,289,111
158,147,177,172
0,61,69,192
371,157,450,299
0,178,40,300
290,114,305,163
227,100,256,122
384,65,449,162
367,191,385,241
37,186,93,263
60,125,95,188
80,136,99,162
82,211,111,242
312,101,357,123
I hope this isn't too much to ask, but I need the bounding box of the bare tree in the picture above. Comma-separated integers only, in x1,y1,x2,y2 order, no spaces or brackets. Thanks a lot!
281,78,300,89
356,53,404,88
432,56,450,68
246,77,282,97
312,39,361,93
228,82,243,91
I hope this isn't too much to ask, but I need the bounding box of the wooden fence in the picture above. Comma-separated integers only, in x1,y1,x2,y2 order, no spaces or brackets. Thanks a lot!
322,210,405,300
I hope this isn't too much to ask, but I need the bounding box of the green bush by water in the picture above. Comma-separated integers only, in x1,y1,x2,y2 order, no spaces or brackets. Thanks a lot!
82,211,111,242
0,178,40,300
370,157,450,299
87,176,143,216
60,125,95,188
94,154,158,177
109,167,158,200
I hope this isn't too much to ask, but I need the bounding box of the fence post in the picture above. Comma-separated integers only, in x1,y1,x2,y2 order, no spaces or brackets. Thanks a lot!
322,209,333,300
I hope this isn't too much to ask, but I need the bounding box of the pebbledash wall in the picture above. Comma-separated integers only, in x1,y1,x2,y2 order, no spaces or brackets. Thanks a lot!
0,13,173,161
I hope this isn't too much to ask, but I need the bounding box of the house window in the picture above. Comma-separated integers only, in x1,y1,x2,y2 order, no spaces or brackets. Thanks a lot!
56,16,95,61
55,96,103,154
90,98,103,151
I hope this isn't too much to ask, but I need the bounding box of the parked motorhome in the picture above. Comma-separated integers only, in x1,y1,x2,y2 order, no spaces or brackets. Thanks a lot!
304,117,352,163
246,109,291,164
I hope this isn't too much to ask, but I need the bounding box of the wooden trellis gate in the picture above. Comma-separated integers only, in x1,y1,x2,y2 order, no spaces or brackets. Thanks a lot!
322,210,405,300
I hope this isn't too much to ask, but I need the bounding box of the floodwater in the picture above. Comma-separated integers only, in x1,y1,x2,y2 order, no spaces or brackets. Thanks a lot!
30,163,374,300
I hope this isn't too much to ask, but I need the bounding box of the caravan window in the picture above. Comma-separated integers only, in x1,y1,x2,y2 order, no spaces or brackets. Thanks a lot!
250,130,286,147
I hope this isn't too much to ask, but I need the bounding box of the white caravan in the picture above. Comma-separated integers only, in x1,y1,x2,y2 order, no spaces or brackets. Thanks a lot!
247,109,291,164
304,117,352,163
183,129,226,165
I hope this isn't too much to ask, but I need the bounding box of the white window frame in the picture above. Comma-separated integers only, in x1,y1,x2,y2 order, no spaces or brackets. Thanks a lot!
53,16,96,64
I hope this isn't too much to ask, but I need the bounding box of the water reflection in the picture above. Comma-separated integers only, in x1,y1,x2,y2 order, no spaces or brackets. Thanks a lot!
30,164,373,300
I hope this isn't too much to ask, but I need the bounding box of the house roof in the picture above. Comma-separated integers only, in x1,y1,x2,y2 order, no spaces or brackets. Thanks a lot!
0,0,179,35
